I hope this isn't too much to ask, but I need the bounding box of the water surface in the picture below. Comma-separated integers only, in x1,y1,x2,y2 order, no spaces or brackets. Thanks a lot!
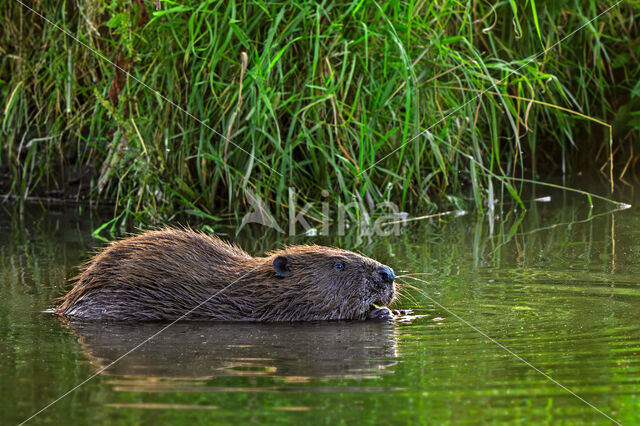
1,186,640,424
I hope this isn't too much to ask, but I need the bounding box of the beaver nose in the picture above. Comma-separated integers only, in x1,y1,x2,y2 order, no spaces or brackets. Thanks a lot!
377,266,395,282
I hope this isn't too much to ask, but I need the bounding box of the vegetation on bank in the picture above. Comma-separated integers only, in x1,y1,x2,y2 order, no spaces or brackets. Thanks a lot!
1,0,639,228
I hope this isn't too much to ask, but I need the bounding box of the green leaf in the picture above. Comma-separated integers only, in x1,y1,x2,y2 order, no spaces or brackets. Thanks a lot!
530,0,542,47
106,14,124,29
631,79,640,99
612,53,630,69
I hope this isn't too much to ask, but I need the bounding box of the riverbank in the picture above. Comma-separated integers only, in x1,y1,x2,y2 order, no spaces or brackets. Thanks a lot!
2,1,639,227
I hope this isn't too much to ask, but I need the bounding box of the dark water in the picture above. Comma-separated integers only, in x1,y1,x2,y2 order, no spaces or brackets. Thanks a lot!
2,185,640,425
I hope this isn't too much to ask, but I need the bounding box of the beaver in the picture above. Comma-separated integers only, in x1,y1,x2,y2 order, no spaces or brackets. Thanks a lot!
54,228,399,321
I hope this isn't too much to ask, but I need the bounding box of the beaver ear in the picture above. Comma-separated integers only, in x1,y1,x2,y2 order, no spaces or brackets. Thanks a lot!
273,256,291,277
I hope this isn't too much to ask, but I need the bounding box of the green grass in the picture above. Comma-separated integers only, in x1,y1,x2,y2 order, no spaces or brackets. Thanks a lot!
1,0,639,228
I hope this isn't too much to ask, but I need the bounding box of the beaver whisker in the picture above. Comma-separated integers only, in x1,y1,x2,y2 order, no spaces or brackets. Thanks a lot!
396,272,433,278
396,276,440,306
392,288,419,305
395,280,420,292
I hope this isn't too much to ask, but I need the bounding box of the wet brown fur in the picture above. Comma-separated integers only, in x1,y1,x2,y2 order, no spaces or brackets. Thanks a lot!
54,228,396,321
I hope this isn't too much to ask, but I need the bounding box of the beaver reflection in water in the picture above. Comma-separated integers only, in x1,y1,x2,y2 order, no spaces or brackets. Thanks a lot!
55,229,399,321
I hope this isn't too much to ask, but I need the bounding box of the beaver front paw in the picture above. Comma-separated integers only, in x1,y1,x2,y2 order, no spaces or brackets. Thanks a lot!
367,307,394,320
367,307,414,320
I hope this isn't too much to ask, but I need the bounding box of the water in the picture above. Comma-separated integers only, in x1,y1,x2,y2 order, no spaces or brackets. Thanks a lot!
1,186,640,425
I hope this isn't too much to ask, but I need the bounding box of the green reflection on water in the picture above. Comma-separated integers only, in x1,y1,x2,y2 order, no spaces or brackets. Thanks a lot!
1,189,640,425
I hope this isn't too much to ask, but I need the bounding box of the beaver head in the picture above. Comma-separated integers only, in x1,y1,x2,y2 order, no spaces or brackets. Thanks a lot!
257,245,396,321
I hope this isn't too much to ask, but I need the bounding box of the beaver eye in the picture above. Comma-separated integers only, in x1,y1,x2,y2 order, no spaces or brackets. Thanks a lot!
333,263,344,271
